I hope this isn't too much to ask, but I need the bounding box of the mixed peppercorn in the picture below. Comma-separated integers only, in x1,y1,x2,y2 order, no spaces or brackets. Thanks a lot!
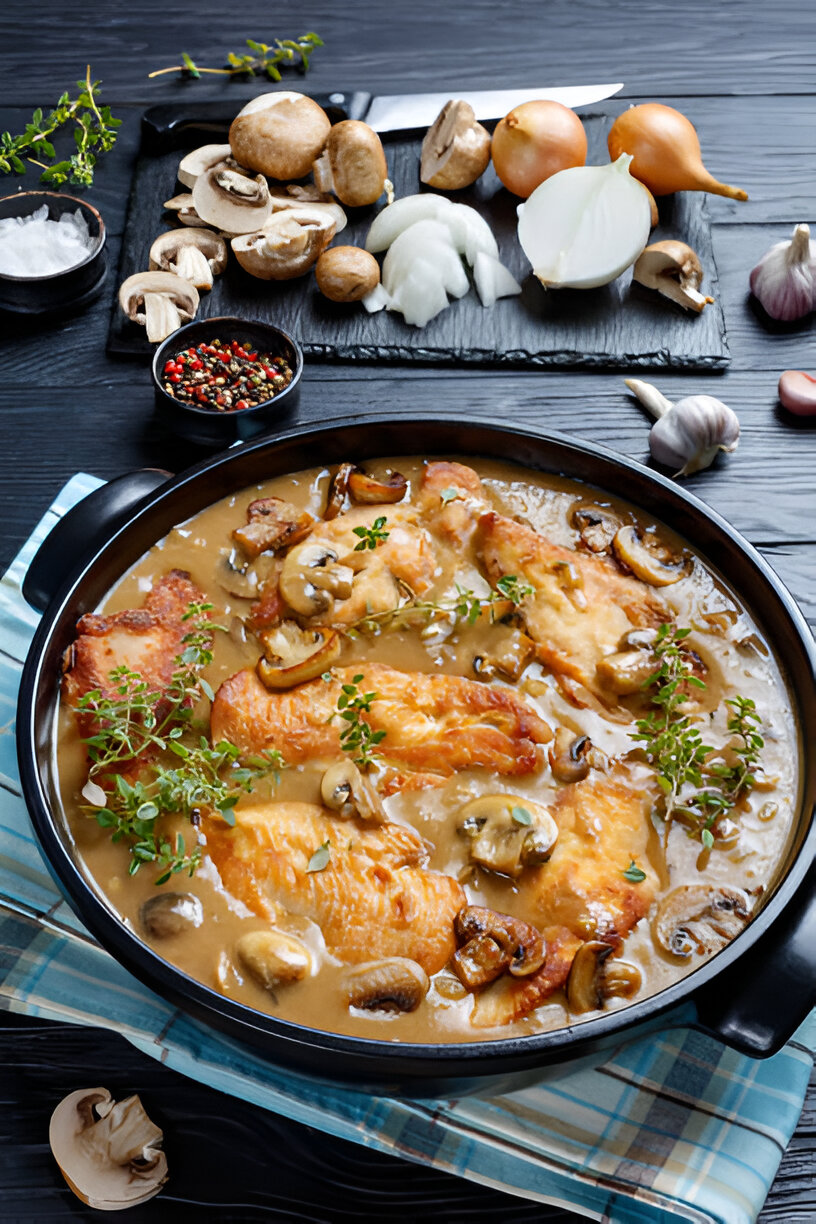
161,338,294,412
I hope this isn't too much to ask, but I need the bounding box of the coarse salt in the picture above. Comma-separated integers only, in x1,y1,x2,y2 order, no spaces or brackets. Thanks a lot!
0,205,98,278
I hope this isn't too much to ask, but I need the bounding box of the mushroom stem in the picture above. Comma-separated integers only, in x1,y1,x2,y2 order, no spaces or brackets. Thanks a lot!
143,294,183,344
173,243,215,289
625,378,674,421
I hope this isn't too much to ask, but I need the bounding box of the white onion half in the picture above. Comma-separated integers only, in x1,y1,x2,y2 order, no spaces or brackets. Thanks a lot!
517,154,650,289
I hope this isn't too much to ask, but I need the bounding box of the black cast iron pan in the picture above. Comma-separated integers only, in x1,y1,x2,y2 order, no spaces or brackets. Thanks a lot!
16,413,816,1096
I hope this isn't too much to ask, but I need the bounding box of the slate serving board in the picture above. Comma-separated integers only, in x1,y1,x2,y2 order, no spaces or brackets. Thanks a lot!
108,105,729,369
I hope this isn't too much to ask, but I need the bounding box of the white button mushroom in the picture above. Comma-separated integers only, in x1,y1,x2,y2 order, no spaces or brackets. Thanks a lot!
118,271,199,343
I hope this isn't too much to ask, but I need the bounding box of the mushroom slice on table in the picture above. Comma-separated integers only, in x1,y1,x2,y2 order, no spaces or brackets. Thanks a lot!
148,228,228,291
232,207,336,280
420,99,491,190
321,758,386,822
278,541,354,616
118,271,199,344
192,163,274,234
256,621,342,689
344,957,430,1012
163,193,205,227
633,240,714,313
177,143,233,189
49,1087,168,1210
654,885,751,958
459,794,558,877
267,190,348,233
313,120,389,207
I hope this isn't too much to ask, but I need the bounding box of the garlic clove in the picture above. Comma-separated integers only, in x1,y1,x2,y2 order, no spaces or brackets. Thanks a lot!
778,369,816,416
625,379,740,477
749,223,815,322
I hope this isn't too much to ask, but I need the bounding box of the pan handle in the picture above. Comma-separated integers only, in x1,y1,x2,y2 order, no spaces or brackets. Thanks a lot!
22,470,171,614
692,856,816,1056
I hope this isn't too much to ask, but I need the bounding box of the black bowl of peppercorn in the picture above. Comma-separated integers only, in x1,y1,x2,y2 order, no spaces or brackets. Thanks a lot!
152,317,303,447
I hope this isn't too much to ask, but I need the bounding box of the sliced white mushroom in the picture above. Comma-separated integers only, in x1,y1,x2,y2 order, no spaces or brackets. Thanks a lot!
163,192,205,227
452,905,546,988
344,958,429,1012
278,541,354,616
420,99,491,190
232,207,336,281
118,271,199,344
633,240,714,313
653,885,751,958
192,163,273,234
178,143,233,189
140,892,203,938
256,621,342,689
49,1088,168,1210
321,759,386,821
566,941,643,1013
148,228,228,291
612,525,688,586
267,191,347,234
233,496,314,561
459,794,558,877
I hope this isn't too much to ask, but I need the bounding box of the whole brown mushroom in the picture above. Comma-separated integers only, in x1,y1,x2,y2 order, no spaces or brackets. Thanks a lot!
229,92,332,180
312,120,388,207
316,247,381,302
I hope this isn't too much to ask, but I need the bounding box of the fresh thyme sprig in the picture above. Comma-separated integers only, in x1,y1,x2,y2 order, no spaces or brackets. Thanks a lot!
0,67,120,186
631,625,763,847
332,674,386,770
148,33,324,81
349,575,534,636
353,516,390,551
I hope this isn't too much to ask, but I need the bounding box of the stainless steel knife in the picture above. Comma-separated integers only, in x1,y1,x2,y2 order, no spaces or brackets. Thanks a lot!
141,83,624,149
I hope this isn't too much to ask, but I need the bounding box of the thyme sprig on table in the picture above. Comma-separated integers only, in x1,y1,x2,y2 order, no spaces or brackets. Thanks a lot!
631,624,763,847
148,33,324,81
0,67,120,186
76,601,283,883
348,574,534,636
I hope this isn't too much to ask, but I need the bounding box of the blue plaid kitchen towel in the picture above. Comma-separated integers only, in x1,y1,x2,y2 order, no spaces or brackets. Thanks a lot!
1,474,814,1224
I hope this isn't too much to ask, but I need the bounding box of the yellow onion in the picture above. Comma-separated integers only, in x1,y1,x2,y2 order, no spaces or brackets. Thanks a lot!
491,100,587,198
608,104,747,200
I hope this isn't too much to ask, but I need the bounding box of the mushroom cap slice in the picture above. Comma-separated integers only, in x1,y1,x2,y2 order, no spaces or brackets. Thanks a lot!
278,540,354,616
633,240,713,312
420,100,491,191
321,758,386,822
313,120,388,207
163,193,206,227
229,91,332,180
654,885,751,958
344,958,429,1012
178,143,233,189
459,794,558,877
257,621,342,689
267,190,348,234
192,163,273,234
347,466,407,504
232,208,336,281
612,524,688,586
233,496,315,561
453,905,546,984
49,1087,168,1210
149,228,228,290
118,271,199,344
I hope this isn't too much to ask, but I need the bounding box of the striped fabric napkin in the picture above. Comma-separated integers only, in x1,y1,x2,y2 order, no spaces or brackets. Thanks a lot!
1,473,813,1224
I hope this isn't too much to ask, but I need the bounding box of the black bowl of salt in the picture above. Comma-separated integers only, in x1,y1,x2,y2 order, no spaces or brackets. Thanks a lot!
0,190,107,314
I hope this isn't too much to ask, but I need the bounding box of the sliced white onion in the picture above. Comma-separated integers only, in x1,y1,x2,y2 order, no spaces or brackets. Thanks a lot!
446,204,499,264
382,220,469,300
387,262,450,327
81,779,107,808
473,252,522,307
365,195,453,253
517,154,650,290
362,283,390,313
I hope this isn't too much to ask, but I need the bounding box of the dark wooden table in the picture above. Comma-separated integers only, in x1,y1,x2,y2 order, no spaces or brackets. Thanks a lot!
2,2,815,1219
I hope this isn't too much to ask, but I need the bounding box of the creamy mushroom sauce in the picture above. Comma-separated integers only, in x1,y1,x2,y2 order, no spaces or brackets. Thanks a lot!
55,457,799,1043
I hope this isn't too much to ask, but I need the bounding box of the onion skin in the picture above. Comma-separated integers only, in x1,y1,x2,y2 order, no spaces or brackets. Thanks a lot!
608,103,748,201
492,100,587,199
778,370,816,416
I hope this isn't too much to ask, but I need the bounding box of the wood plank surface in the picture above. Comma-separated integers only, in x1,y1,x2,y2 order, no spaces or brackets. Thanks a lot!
1,1,815,1220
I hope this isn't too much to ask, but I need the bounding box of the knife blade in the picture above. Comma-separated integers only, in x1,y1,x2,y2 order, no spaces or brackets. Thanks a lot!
364,83,624,132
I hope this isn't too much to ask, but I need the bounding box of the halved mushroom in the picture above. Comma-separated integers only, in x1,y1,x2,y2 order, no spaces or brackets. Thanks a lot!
633,241,714,313
233,497,315,560
257,621,341,689
459,794,558,878
278,541,354,616
267,190,348,233
321,759,386,822
49,1088,168,1210
549,727,592,784
324,462,356,520
313,120,388,207
178,143,233,189
347,467,408,505
452,905,546,989
232,208,336,281
140,891,203,939
192,163,273,234
163,192,205,227
472,624,536,682
420,100,491,191
612,525,688,587
118,271,199,344
236,928,312,991
568,502,622,553
149,228,228,291
566,941,643,1013
654,885,750,959
229,91,332,180
345,957,429,1012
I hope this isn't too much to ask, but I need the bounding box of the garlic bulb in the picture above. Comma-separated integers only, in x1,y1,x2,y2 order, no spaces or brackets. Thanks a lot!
625,378,740,476
517,154,651,289
749,223,815,321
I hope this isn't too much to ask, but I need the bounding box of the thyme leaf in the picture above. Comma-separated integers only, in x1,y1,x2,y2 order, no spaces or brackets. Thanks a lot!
306,839,331,873
331,674,386,770
622,859,647,883
149,32,324,81
352,516,390,551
